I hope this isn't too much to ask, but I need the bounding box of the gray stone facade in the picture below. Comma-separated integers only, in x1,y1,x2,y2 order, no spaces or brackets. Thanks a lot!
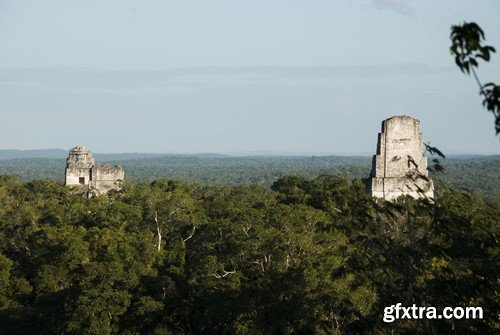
65,146,124,195
369,116,434,201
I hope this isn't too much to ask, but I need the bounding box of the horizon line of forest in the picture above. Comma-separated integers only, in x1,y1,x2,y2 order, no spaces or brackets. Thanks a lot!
0,155,498,202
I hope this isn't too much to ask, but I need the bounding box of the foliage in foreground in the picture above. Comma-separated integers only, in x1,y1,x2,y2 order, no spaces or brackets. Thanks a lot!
0,174,498,334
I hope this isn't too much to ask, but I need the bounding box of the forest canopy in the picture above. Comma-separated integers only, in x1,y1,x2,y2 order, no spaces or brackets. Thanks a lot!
0,172,498,334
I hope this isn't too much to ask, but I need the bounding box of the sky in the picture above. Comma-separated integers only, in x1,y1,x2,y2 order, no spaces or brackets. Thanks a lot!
1,0,499,154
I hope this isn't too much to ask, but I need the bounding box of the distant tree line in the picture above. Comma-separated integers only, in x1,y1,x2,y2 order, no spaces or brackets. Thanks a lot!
0,155,498,202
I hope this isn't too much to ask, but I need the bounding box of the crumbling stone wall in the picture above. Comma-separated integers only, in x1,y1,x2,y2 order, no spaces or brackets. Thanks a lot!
65,146,124,195
369,116,434,200
89,163,125,194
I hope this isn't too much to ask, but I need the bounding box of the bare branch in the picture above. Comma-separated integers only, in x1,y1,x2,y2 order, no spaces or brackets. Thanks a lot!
242,226,251,237
154,211,162,252
212,269,236,279
183,225,196,243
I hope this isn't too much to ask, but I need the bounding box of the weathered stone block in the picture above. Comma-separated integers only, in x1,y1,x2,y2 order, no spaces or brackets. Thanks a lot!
369,116,434,200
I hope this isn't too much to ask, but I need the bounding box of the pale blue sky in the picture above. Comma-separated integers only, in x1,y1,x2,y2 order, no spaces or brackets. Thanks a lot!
1,0,499,154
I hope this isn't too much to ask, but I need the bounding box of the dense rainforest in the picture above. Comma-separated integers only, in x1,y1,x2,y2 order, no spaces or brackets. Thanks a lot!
0,171,498,334
0,154,498,202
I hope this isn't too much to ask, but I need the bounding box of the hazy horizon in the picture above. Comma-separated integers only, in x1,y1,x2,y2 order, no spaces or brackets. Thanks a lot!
1,147,498,157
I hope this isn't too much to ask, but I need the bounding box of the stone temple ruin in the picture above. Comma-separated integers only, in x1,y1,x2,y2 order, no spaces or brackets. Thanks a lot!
368,116,434,201
65,146,124,195
64,116,432,200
